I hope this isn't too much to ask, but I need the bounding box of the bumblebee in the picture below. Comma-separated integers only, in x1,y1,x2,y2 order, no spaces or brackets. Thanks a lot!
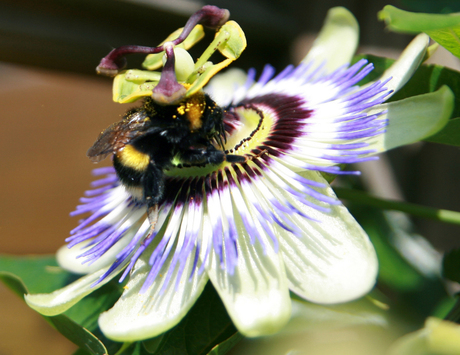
87,91,244,230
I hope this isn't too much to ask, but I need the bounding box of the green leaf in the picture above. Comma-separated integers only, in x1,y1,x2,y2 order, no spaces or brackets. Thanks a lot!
207,333,243,355
442,248,460,283
334,187,460,225
47,316,108,355
385,62,460,145
0,270,28,296
352,54,395,85
114,342,147,355
354,55,460,112
379,6,460,59
400,0,460,13
354,210,426,291
379,6,460,32
1,254,241,355
431,296,457,319
425,117,460,146
0,255,122,355
375,86,453,152
389,64,460,118
152,283,239,355
63,280,121,331
0,254,73,293
142,336,163,354
347,205,448,320
0,269,109,355
353,54,460,146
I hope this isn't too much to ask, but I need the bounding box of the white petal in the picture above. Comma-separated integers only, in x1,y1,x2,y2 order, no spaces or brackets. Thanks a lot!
302,7,359,72
368,86,454,152
205,180,291,337
376,34,429,98
57,218,142,275
25,264,122,316
280,170,378,304
57,243,96,274
204,67,248,107
98,233,208,342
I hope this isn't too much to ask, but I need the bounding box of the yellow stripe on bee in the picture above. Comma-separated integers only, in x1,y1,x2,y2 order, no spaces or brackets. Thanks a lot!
117,145,150,171
177,92,205,131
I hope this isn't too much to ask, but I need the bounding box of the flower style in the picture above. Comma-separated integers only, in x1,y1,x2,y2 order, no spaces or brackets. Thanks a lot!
26,6,453,341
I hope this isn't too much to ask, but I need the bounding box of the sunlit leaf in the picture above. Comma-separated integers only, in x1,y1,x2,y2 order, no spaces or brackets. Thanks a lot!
353,54,460,146
0,255,72,293
0,266,109,355
425,117,460,146
0,254,241,354
379,6,460,59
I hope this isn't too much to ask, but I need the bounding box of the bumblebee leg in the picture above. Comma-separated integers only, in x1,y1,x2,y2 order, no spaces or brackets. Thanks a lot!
142,162,165,235
203,144,226,164
225,154,247,163
146,201,159,235
180,144,226,165
225,149,268,163
180,145,268,166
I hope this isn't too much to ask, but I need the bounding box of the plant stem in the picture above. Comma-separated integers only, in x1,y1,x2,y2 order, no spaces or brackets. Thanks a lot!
334,187,460,225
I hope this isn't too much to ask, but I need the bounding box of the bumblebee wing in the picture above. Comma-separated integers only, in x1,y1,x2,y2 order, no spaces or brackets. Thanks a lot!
87,118,154,163
87,122,120,162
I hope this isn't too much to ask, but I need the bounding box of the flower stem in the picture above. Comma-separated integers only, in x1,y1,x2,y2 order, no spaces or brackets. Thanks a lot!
114,342,133,355
334,187,460,225
444,297,460,324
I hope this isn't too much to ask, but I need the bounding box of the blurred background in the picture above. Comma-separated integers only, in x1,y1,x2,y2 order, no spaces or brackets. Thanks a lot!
0,0,459,354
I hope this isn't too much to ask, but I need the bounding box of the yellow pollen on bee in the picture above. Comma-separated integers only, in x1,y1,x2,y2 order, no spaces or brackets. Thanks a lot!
117,145,150,171
184,92,206,130
177,104,186,116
